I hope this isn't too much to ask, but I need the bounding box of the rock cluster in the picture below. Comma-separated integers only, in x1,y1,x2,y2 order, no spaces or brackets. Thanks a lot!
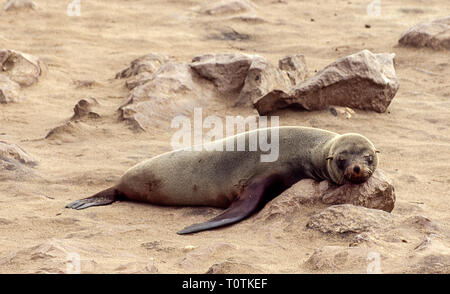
115,49,398,130
115,53,307,130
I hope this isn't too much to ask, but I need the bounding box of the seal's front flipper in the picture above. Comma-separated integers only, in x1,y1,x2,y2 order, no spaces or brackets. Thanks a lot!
177,175,279,235
66,187,119,210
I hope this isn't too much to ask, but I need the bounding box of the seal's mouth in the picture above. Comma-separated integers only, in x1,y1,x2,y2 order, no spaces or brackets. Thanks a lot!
344,165,372,184
344,175,369,184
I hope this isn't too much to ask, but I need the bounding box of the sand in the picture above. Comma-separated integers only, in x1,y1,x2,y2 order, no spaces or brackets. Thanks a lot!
0,0,449,273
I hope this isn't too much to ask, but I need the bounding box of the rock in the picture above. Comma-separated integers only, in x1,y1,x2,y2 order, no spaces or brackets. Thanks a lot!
254,50,398,114
115,53,170,79
399,16,450,50
190,53,254,94
141,241,175,253
402,215,440,235
4,0,37,11
0,49,46,87
206,261,262,274
145,261,159,273
208,27,251,41
0,74,23,103
229,15,264,23
321,169,396,213
71,97,101,120
0,141,37,167
236,55,303,106
305,246,375,272
125,72,154,90
256,168,395,226
405,254,450,274
329,106,355,118
202,0,256,16
254,179,328,225
0,141,36,181
73,80,97,88
278,54,308,85
44,98,101,143
190,53,307,106
45,121,95,142
119,61,214,130
307,204,398,234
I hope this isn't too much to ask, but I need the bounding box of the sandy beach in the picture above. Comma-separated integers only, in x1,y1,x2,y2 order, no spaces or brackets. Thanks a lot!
0,0,449,273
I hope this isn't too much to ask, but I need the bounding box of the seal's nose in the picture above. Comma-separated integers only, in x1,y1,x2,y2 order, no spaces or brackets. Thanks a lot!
353,165,360,174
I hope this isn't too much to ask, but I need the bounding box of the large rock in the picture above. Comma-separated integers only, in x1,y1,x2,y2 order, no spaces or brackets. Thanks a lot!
236,55,307,106
254,50,398,114
399,16,450,50
190,53,255,94
0,49,46,87
306,204,398,234
253,169,395,230
256,168,395,226
0,74,23,103
321,169,395,212
119,61,215,130
190,53,307,106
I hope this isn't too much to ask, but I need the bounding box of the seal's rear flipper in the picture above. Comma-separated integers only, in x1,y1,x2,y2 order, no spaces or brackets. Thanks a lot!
177,175,279,235
66,187,119,210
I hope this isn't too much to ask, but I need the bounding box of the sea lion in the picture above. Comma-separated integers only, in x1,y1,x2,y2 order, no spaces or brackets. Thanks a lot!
66,126,379,234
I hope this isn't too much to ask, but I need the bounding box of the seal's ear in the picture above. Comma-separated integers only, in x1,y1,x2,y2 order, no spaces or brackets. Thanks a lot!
326,156,334,160
375,150,381,154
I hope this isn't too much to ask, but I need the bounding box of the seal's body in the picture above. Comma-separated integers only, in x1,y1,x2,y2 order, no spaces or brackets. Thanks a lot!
66,126,379,234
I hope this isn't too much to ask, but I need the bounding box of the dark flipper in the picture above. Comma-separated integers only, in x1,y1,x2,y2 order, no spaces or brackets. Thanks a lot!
177,175,280,235
66,187,119,210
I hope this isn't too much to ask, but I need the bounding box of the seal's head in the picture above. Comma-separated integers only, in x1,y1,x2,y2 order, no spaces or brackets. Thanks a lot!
326,133,379,185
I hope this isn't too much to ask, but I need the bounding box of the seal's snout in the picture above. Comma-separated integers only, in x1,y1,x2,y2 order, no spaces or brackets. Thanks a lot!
344,163,371,184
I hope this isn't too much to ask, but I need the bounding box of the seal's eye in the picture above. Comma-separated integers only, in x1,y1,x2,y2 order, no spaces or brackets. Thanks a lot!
337,158,346,170
365,155,373,164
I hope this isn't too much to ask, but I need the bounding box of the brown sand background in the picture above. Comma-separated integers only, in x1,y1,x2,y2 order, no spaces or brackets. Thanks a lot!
0,0,449,273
